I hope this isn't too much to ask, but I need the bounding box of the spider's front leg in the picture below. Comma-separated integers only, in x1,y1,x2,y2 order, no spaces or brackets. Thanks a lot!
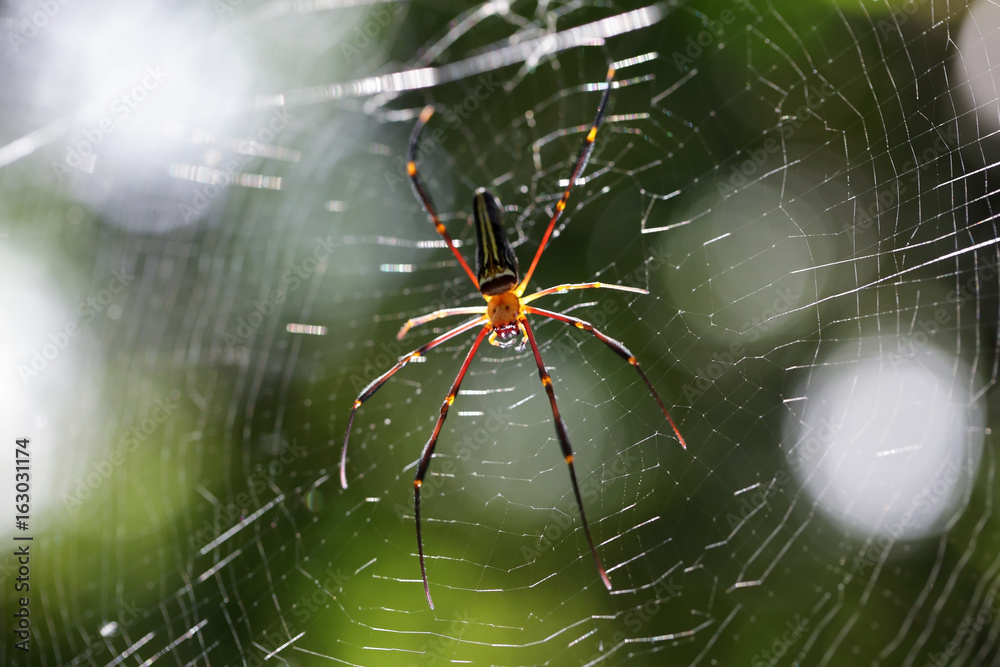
397,306,487,340
408,105,480,290
340,316,486,490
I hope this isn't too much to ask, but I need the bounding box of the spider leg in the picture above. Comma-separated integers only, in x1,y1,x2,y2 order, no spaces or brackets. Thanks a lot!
524,305,686,449
397,306,487,340
340,315,487,490
522,281,647,305
517,65,615,295
414,324,491,609
408,105,480,289
519,314,613,591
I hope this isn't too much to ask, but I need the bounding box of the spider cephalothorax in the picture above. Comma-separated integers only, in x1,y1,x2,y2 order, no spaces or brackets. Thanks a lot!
340,63,686,610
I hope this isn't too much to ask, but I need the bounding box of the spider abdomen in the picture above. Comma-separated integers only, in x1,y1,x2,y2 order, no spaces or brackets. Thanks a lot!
473,188,519,296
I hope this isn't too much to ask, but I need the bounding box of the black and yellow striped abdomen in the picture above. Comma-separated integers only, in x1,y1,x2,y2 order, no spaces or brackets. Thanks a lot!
473,188,519,296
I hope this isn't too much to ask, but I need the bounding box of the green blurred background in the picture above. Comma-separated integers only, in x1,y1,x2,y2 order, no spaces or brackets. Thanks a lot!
2,0,999,664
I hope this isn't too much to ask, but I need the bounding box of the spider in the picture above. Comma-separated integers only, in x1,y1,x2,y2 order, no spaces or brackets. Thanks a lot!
339,64,686,609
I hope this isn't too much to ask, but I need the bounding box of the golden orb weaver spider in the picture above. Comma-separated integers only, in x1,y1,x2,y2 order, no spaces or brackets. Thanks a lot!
339,65,686,609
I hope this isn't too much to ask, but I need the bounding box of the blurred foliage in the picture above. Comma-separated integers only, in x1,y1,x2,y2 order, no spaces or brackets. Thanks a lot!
3,1,999,666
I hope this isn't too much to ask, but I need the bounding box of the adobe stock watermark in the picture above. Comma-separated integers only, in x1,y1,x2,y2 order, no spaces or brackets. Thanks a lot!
384,118,445,194
351,336,427,394
178,109,295,223
291,566,351,625
926,587,1000,666
852,459,972,576
384,73,502,193
670,1,751,73
212,0,245,20
350,273,483,394
543,244,675,364
222,234,336,351
519,449,639,564
67,599,144,666
406,611,475,666
246,606,340,667
875,0,935,41
62,390,183,513
681,286,800,403
786,417,840,472
381,242,670,381
846,123,958,237
852,458,972,576
440,74,502,129
390,406,513,522
883,236,993,370
717,80,835,198
952,252,1000,307
750,614,809,666
189,440,308,551
722,470,791,531
6,0,71,53
52,65,170,181
887,307,952,369
583,576,683,663
338,2,404,62
17,267,135,384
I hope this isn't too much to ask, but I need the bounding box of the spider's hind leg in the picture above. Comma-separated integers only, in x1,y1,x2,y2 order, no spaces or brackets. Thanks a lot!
340,316,487,490
413,324,491,609
518,314,613,591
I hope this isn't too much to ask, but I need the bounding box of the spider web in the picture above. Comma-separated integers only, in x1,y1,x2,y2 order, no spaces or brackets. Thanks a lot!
2,0,1000,665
